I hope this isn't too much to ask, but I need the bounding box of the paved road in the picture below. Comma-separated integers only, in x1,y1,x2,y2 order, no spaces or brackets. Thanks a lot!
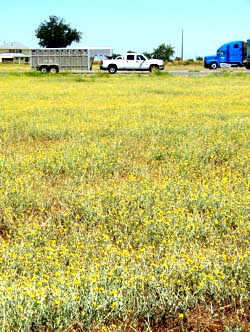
1,69,250,76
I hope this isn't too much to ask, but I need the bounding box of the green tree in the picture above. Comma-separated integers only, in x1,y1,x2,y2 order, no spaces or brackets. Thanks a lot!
196,56,203,61
143,51,152,59
152,43,175,61
111,53,121,59
35,16,82,48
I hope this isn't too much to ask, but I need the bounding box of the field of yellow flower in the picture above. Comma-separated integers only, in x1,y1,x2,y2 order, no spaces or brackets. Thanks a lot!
0,71,250,331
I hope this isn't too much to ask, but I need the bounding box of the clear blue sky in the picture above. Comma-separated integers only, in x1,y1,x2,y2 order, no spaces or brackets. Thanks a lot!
1,0,250,59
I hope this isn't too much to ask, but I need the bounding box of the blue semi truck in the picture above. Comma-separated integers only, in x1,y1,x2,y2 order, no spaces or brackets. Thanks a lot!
204,40,250,69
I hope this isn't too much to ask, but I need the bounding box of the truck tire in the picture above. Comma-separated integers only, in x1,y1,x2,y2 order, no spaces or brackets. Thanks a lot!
39,65,49,73
149,65,159,72
108,65,117,74
244,62,250,69
49,66,59,74
209,62,218,70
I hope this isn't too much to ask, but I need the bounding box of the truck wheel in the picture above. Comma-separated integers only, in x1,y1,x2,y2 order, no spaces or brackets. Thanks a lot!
39,65,49,73
49,66,59,74
245,63,250,69
149,65,159,72
209,62,218,70
108,65,117,74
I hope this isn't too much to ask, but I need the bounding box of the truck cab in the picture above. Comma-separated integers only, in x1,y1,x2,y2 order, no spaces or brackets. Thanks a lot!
204,41,244,69
122,53,152,70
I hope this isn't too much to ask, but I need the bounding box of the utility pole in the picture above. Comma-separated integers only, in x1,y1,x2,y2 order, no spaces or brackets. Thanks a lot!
181,29,184,60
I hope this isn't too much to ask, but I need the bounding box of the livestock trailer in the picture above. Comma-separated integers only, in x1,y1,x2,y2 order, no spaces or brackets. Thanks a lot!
31,47,112,73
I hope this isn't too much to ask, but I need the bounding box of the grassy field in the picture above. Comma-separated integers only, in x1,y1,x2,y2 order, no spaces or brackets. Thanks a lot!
0,63,31,72
0,71,250,331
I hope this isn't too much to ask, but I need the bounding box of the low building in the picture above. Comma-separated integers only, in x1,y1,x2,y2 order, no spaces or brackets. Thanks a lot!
0,42,30,63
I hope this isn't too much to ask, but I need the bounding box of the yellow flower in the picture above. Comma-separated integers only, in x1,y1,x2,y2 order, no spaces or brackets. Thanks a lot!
112,301,119,308
74,279,81,285
54,300,60,307
178,313,184,320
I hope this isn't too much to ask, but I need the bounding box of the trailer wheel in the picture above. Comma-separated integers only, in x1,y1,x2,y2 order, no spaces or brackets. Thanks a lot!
49,66,59,74
209,62,218,70
108,65,117,74
149,65,159,72
39,65,49,73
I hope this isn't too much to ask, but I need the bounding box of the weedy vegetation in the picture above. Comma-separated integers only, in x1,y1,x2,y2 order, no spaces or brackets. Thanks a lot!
0,71,250,331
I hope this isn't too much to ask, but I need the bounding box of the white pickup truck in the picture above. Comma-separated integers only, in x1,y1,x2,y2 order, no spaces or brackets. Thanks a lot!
100,52,164,74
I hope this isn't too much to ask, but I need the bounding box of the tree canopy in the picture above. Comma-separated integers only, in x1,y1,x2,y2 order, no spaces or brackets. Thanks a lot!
35,16,82,48
152,43,175,61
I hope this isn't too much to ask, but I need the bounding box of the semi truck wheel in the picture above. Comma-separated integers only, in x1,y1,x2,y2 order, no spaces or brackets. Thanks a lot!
108,65,117,74
209,62,218,70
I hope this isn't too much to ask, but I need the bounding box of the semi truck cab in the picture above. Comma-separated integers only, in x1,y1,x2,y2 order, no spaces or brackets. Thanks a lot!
204,40,250,69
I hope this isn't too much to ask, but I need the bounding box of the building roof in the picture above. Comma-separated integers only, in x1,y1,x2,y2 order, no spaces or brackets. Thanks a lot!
0,53,30,58
0,42,30,49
